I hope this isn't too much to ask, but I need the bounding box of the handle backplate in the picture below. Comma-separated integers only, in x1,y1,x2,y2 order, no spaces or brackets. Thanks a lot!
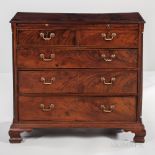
40,104,55,112
101,105,115,113
101,54,116,62
40,77,55,85
40,32,55,41
101,77,116,85
40,53,55,62
101,32,116,41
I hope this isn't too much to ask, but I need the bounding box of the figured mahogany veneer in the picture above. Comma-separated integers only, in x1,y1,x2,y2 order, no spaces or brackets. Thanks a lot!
9,12,146,143
18,70,137,94
17,49,137,69
19,70,78,94
19,96,136,122
78,29,138,48
17,29,75,46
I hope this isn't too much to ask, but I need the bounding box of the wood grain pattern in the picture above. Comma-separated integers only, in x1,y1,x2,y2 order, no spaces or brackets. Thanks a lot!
18,70,78,94
9,12,146,143
17,49,137,69
17,23,138,29
78,70,137,94
78,29,138,48
18,70,137,94
10,12,145,24
19,96,136,122
17,29,75,46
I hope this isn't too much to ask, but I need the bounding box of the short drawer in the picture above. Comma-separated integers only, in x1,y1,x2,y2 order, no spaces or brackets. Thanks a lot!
19,96,136,122
78,70,137,94
17,29,75,46
78,29,138,48
17,49,137,69
18,70,78,94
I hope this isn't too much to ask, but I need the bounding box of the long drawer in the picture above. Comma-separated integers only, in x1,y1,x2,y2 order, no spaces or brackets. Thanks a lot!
17,49,137,69
19,96,137,122
18,70,137,94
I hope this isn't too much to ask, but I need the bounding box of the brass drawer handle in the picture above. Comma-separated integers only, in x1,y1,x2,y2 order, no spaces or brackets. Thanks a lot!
101,77,116,85
40,104,55,112
40,32,55,41
101,32,116,41
101,54,116,62
101,105,115,113
40,53,55,62
40,77,55,85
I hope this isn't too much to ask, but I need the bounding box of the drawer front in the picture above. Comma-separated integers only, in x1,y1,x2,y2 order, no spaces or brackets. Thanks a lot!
19,96,136,122
79,70,137,94
17,29,75,46
19,70,137,94
78,29,138,48
18,70,78,94
17,49,137,69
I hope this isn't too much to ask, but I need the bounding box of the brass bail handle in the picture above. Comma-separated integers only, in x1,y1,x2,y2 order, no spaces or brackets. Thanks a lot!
101,54,116,62
40,53,55,62
40,77,55,85
101,77,116,85
101,105,115,113
40,32,55,41
101,32,117,41
40,104,55,112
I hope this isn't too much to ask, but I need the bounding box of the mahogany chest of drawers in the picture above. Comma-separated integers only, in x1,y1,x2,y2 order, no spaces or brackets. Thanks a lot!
9,12,146,143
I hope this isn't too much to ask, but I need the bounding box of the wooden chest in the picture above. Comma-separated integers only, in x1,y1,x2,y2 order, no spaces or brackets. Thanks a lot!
9,12,146,143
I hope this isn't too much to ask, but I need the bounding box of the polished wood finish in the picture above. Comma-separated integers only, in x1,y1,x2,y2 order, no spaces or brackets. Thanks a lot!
19,70,78,94
17,29,75,46
10,12,145,24
19,96,136,121
17,49,137,69
78,70,137,94
9,12,146,143
78,29,138,48
18,70,137,94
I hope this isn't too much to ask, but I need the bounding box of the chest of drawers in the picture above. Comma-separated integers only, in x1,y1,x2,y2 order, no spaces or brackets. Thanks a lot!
9,12,146,143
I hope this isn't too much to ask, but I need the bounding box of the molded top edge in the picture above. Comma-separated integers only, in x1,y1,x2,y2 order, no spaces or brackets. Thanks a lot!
10,12,145,24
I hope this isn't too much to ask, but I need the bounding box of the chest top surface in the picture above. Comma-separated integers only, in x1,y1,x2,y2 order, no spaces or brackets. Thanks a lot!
10,12,145,24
